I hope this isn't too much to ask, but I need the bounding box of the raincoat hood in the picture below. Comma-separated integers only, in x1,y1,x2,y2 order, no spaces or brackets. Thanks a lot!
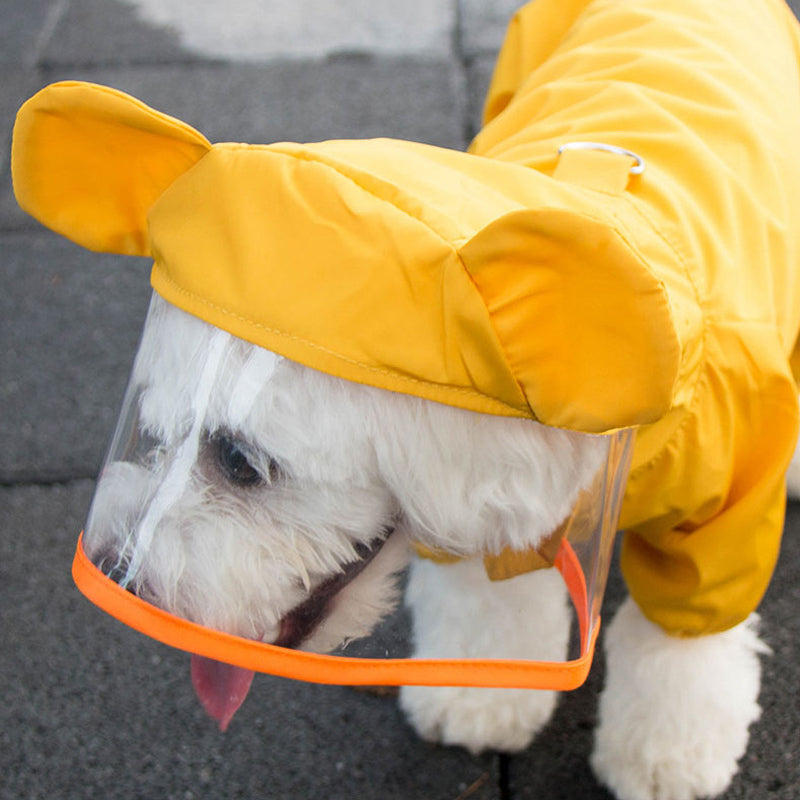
12,82,683,434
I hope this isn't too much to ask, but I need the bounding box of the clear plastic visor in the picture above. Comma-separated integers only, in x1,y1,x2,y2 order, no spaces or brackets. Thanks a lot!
77,294,634,692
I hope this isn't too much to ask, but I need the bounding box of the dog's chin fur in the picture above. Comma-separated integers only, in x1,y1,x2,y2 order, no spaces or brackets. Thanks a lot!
85,295,777,800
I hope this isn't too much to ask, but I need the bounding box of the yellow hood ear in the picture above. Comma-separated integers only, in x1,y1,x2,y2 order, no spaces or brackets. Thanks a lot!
11,81,211,256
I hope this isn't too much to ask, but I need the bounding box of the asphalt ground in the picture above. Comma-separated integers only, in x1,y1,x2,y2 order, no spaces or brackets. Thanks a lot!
1,1,799,798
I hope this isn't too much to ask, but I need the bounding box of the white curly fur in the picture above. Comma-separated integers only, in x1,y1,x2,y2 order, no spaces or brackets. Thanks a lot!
86,295,605,642
85,294,782,800
592,599,769,800
399,557,570,754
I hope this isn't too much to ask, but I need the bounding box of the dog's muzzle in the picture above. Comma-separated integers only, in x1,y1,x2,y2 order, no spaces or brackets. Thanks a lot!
272,532,393,650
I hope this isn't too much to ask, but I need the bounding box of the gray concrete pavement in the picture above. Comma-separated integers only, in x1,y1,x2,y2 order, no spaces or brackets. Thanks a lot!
2,1,799,798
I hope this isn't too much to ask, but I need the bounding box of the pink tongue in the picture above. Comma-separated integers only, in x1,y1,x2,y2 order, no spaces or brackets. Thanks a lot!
190,654,255,731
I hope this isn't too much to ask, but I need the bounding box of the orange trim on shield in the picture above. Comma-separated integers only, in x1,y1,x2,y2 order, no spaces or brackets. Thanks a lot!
72,532,599,690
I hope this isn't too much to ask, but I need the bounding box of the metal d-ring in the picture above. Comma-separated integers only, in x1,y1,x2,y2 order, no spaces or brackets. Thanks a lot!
557,141,646,175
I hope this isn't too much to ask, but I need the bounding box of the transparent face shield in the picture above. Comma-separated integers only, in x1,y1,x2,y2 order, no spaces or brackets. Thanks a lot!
75,293,634,729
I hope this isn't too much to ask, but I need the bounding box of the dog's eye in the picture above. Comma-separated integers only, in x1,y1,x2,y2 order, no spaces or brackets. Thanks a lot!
215,436,263,487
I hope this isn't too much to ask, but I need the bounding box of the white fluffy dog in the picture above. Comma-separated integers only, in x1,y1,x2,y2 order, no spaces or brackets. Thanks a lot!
84,293,777,800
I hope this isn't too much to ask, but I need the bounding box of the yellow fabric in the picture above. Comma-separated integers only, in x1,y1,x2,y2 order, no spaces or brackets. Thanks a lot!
412,522,566,581
11,0,800,635
472,0,800,635
552,147,639,194
13,83,686,431
11,80,210,256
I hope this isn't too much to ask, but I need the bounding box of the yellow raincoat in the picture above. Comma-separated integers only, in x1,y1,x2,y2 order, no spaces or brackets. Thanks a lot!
12,0,800,637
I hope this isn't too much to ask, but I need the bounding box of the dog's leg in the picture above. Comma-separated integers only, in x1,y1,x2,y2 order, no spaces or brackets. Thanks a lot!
591,597,768,800
399,556,570,754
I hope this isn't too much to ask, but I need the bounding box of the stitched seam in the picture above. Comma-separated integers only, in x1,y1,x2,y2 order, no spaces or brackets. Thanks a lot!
154,268,525,413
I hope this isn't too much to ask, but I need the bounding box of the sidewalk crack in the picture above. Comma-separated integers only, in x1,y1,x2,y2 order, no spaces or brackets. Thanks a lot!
498,753,512,800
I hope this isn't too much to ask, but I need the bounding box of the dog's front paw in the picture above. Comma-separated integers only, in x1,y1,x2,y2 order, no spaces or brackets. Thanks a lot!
591,598,768,800
400,684,557,754
399,559,571,754
592,728,742,800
